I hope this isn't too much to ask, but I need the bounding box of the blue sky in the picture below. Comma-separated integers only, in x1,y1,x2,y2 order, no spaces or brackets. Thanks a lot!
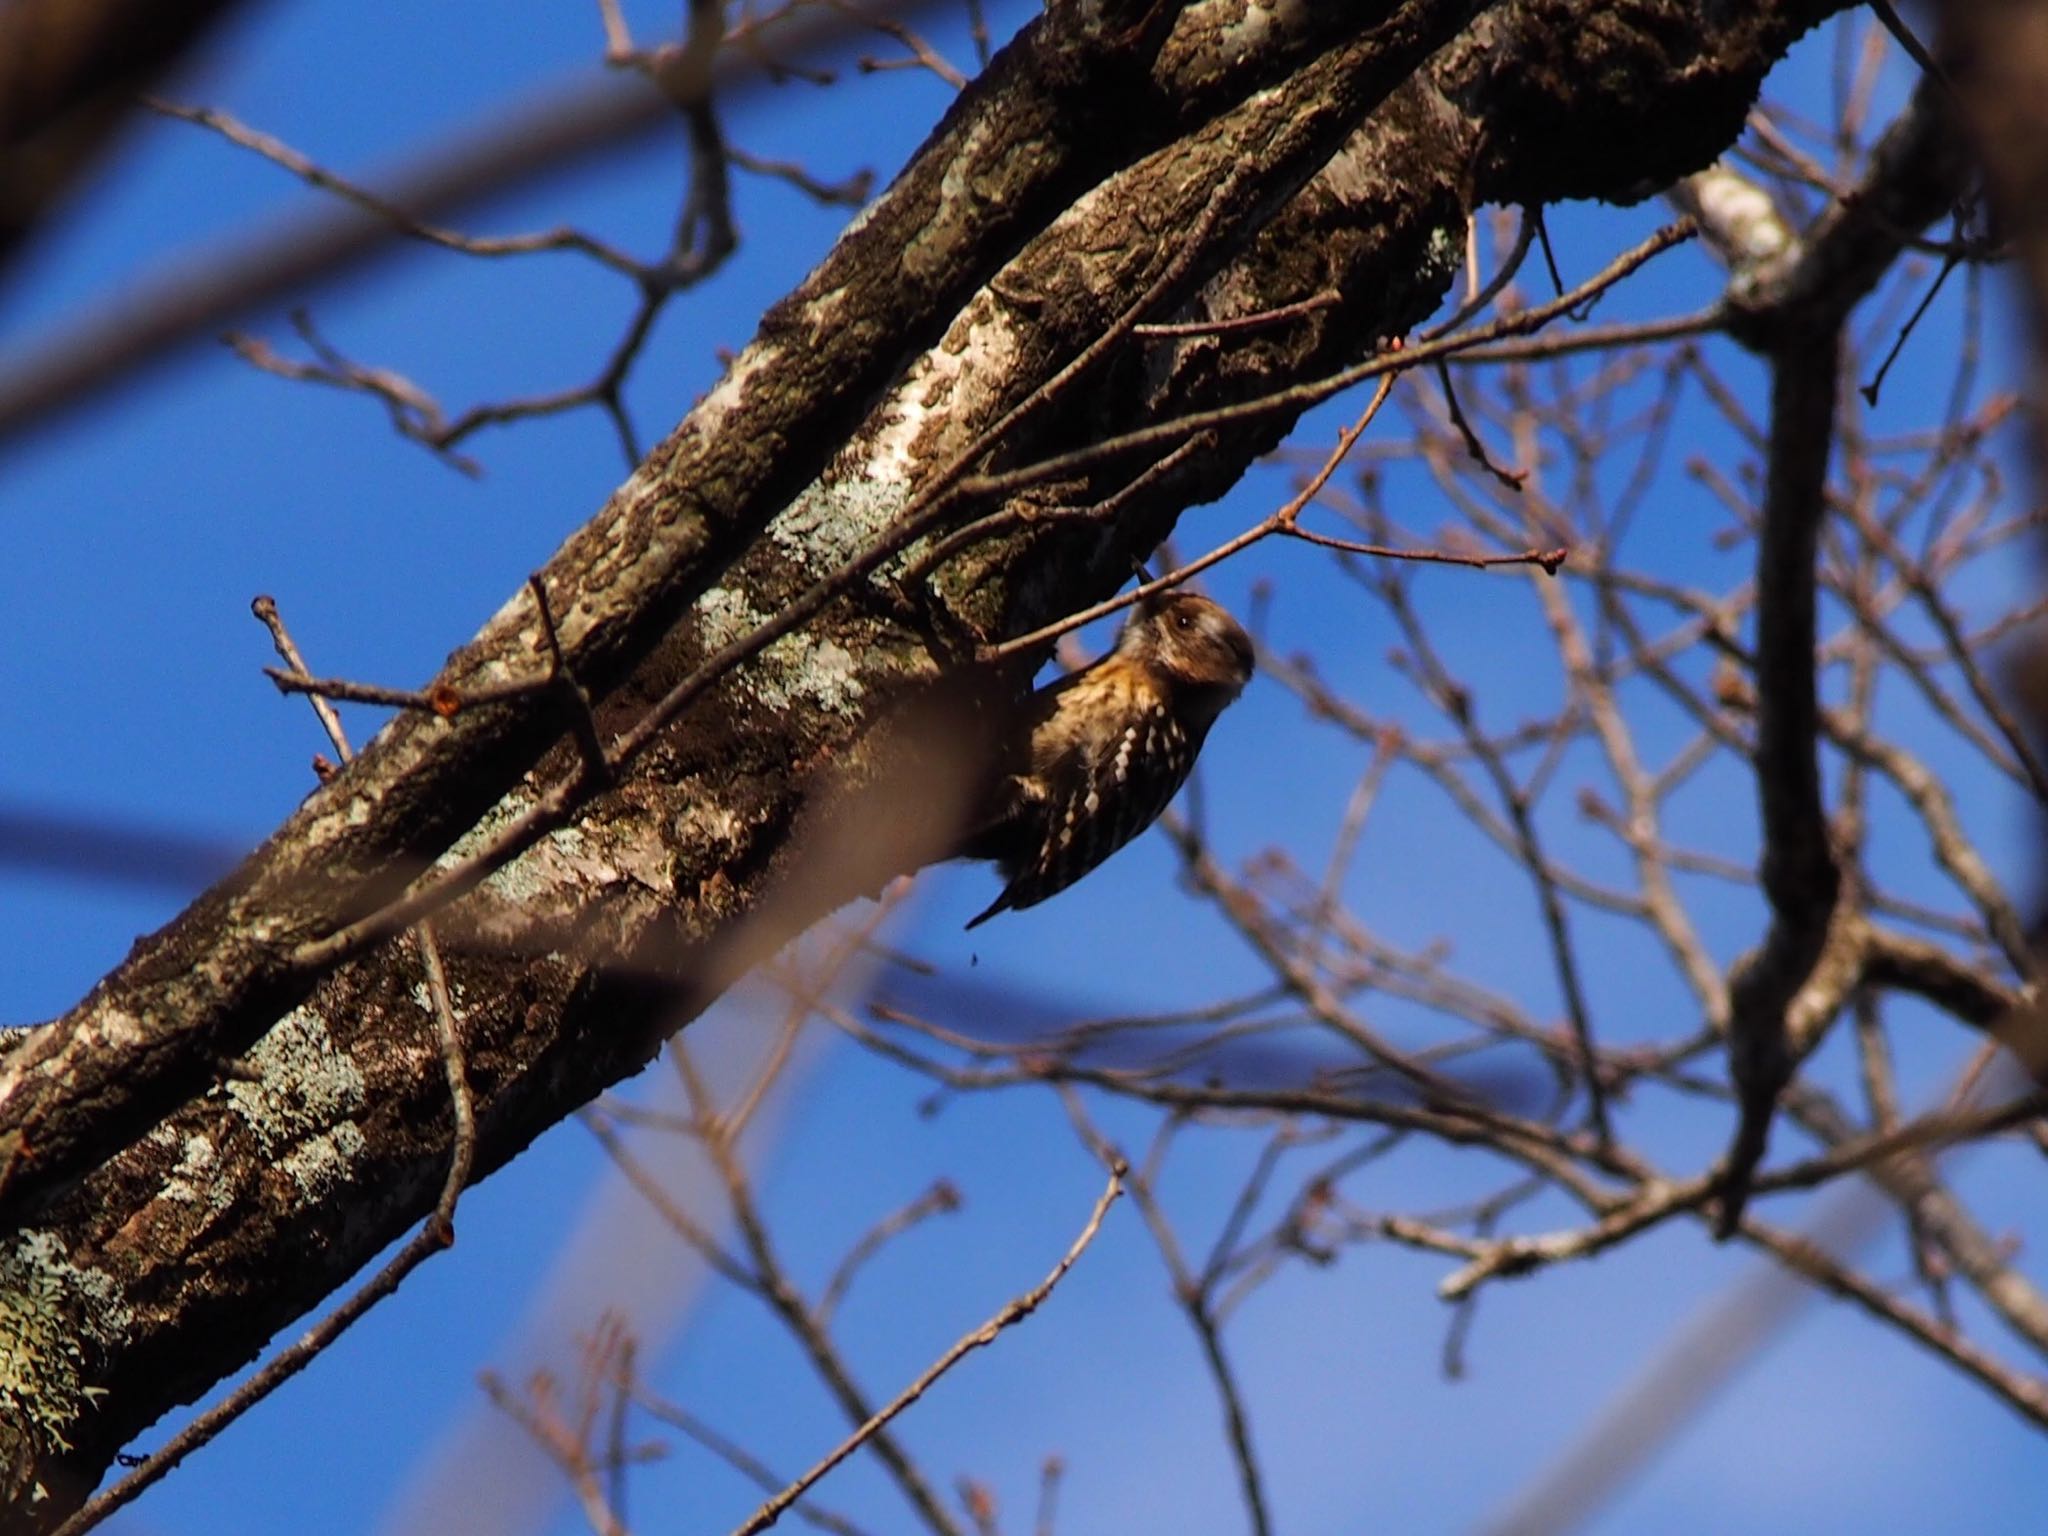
5,5,2045,1535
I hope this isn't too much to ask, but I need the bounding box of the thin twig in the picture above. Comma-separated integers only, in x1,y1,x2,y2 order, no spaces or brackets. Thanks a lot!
54,600,481,1536
959,222,1697,508
726,1166,1125,1536
1133,291,1343,338
529,573,612,787
251,596,353,757
263,668,549,715
816,1179,963,1324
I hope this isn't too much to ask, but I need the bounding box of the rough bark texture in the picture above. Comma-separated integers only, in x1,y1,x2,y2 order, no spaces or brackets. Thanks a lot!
0,0,1842,1517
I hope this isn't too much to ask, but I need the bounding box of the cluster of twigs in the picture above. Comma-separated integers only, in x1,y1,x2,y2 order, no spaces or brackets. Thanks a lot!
141,0,952,474
487,58,2046,1536
480,219,2042,1536
43,10,2048,1536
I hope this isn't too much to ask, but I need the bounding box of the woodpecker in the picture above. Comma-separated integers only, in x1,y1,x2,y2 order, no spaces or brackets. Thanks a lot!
959,590,1254,928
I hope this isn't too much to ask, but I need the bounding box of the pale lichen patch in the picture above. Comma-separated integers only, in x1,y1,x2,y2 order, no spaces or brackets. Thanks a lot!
754,630,869,716
688,584,870,717
438,789,541,874
223,1006,367,1160
480,822,612,908
156,1133,227,1216
694,585,758,651
768,478,912,577
278,1122,368,1203
0,1230,132,1464
865,382,949,487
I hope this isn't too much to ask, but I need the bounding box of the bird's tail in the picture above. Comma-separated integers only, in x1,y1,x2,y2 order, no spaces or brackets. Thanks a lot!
963,889,1012,930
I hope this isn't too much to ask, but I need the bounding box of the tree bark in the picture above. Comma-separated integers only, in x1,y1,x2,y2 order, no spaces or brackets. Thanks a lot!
0,0,1841,1518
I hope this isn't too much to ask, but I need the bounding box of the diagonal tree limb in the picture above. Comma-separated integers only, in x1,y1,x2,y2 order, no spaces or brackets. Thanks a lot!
0,0,1472,1267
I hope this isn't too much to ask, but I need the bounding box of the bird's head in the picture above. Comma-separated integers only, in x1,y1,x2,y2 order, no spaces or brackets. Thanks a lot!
1116,590,1255,704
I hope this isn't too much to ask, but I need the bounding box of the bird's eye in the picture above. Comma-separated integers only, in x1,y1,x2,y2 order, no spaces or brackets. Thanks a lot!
1173,611,1194,630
